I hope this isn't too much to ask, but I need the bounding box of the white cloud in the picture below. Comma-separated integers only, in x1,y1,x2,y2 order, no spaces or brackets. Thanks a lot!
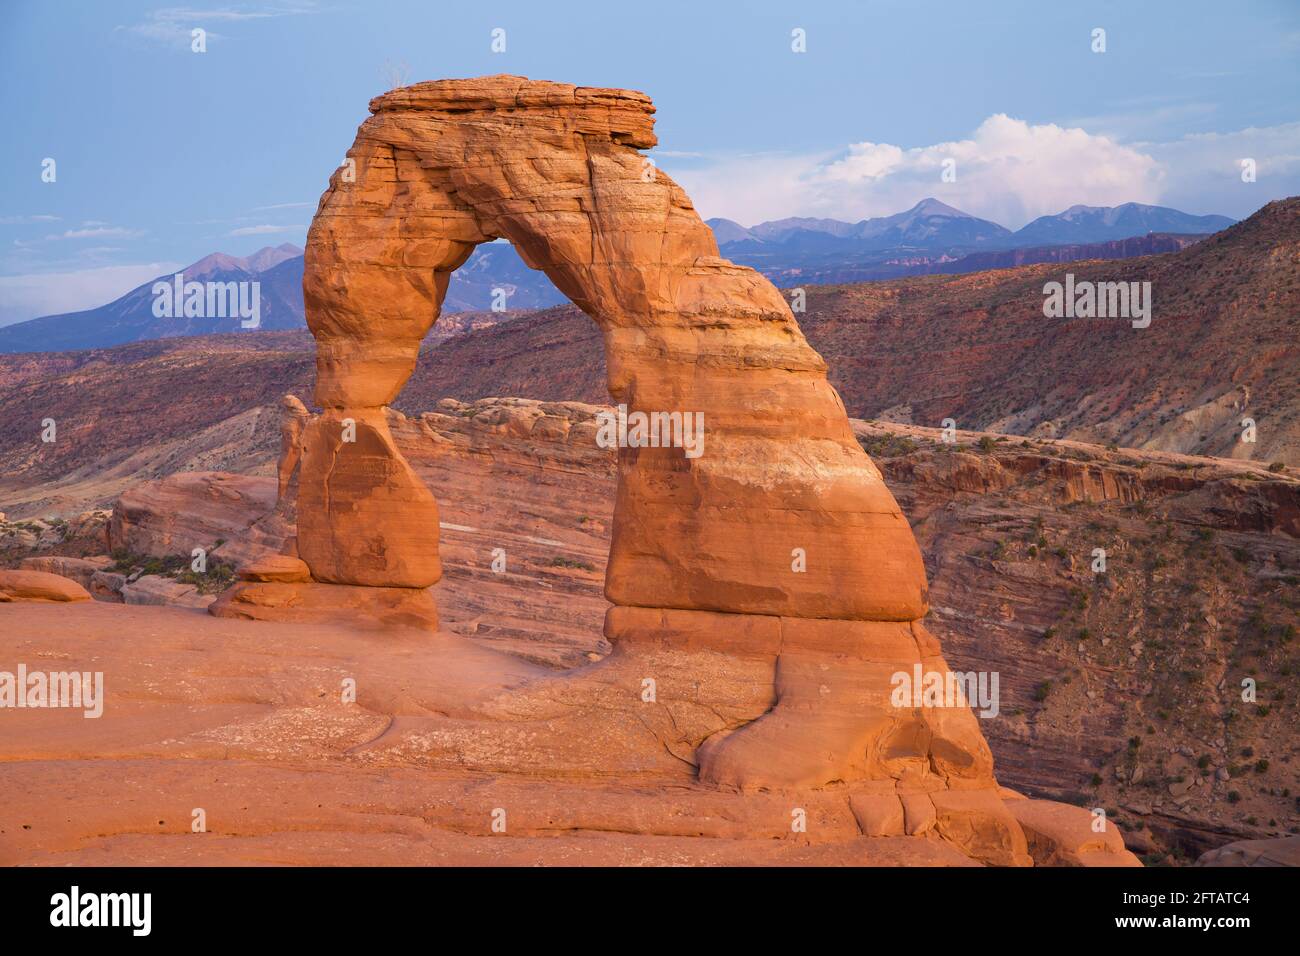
674,150,839,225
0,262,182,327
227,223,303,236
819,142,906,182
671,115,1300,228
0,215,60,225
675,115,1165,229
1142,122,1300,217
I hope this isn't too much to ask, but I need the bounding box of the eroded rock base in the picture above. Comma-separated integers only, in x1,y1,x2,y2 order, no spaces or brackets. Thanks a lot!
210,579,439,631
0,601,1052,866
347,604,1030,865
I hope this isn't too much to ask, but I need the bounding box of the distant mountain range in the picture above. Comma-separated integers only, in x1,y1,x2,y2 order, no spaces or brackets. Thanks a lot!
1013,203,1235,245
709,199,1233,248
440,241,570,313
711,198,1010,248
0,244,308,354
0,241,566,354
707,199,1235,285
0,198,1294,469
0,200,1235,354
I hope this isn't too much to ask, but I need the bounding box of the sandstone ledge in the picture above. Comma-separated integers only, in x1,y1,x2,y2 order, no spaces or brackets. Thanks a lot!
0,569,91,602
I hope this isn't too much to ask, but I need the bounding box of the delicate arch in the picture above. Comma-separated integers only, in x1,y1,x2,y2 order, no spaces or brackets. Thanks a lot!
297,75,928,624
209,77,1036,863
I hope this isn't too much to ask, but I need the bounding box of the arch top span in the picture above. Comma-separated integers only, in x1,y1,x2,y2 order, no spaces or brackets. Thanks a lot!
305,74,825,413
367,74,659,150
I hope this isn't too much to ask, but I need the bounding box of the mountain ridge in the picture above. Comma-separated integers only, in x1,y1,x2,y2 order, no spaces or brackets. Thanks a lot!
706,198,1234,246
0,199,1239,354
0,241,564,354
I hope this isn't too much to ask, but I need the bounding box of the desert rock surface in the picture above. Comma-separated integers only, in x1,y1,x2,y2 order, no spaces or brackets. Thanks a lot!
0,599,1132,866
4,397,1295,864
0,569,91,603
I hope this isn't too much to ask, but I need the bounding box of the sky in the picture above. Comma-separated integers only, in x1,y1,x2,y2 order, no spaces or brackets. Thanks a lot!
1,0,1298,325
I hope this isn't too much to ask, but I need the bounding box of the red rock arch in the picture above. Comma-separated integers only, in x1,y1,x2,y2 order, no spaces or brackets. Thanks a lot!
299,75,927,621
258,75,1029,863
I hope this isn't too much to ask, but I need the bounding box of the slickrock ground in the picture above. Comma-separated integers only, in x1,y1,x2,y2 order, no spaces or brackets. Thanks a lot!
0,601,983,866
1195,835,1300,866
4,398,1295,863
0,574,1111,867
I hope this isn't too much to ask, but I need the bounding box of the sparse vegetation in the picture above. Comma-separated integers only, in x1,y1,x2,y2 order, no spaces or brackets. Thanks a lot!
858,433,918,458
547,556,596,572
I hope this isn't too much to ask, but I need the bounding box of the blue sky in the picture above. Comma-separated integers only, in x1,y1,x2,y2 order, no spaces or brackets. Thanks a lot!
2,0,1298,324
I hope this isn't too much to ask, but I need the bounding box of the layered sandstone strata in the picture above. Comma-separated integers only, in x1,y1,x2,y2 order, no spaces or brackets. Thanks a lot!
216,75,1033,864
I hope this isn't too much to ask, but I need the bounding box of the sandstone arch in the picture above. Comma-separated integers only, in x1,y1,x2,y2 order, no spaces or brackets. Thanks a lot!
300,76,929,622
220,76,1029,864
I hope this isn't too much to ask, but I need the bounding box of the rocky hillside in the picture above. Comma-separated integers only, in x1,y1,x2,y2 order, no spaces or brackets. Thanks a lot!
797,198,1300,465
0,311,527,510
397,196,1300,466
855,422,1298,861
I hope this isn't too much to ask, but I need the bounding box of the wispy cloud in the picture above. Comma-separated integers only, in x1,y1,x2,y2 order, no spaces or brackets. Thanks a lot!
252,201,313,210
11,222,146,246
0,215,61,225
1061,100,1219,141
117,3,318,48
57,225,145,240
227,223,303,236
